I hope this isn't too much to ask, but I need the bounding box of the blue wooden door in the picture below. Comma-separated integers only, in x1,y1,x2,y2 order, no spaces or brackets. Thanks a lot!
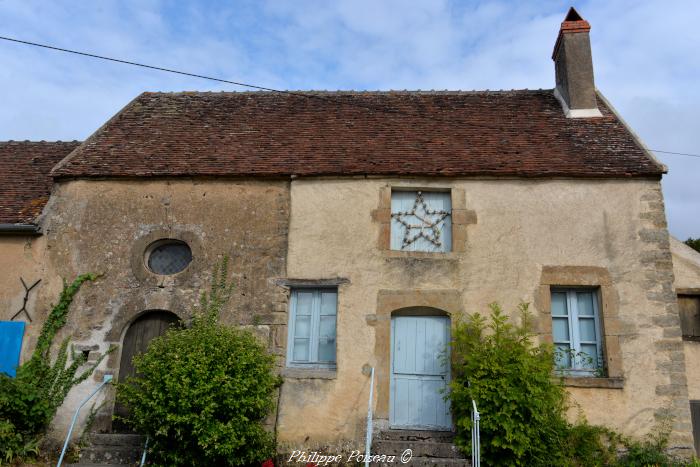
390,316,451,430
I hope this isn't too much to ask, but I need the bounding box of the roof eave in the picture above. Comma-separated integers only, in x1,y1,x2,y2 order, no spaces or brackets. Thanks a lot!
0,223,41,236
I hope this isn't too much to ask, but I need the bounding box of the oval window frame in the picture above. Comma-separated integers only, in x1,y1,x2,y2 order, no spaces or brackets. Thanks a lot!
144,239,193,276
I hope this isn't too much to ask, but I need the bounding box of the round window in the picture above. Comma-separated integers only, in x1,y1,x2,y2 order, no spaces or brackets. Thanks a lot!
146,240,193,275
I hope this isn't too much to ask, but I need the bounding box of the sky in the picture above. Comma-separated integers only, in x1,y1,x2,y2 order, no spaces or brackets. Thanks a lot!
0,0,698,239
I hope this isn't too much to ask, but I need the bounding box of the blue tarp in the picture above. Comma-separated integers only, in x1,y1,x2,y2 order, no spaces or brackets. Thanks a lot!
0,321,25,377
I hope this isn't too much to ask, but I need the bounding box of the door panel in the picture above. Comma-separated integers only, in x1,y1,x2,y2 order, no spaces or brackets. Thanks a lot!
391,316,451,430
113,310,179,432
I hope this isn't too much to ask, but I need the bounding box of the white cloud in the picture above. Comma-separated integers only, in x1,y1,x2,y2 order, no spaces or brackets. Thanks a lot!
0,0,697,237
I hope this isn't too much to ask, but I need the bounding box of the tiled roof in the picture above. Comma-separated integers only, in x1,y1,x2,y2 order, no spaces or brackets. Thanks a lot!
0,141,80,224
51,90,664,179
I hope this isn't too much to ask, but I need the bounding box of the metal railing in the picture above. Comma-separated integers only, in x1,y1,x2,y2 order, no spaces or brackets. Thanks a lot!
57,374,113,467
471,398,481,467
140,436,149,467
364,366,375,467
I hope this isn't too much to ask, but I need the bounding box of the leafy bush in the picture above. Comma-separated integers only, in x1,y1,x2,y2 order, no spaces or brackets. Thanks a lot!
615,428,696,467
0,418,40,465
450,302,699,466
685,237,700,254
451,303,570,465
116,259,281,467
0,274,104,465
561,418,620,467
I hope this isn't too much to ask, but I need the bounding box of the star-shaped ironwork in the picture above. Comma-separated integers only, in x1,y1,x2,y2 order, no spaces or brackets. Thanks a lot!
391,191,451,249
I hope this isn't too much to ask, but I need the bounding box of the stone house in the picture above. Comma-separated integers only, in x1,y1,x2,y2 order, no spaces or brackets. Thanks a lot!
1,7,700,460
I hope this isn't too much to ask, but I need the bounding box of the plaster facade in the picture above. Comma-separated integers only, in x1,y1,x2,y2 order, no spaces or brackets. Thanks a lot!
671,237,700,402
0,235,54,359
280,176,693,454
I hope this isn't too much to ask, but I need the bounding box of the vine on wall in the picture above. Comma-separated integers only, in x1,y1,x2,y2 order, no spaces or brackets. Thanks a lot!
1,273,112,464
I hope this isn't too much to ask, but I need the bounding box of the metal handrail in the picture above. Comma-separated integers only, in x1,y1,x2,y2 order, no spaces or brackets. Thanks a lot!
56,374,113,467
471,398,481,467
140,436,149,466
364,366,375,467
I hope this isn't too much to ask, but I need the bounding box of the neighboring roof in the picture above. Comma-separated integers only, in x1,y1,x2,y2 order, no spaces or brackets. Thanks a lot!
670,236,700,291
52,90,664,179
0,141,80,225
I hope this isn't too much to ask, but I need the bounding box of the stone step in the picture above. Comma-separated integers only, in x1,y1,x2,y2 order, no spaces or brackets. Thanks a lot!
78,445,143,465
64,464,135,467
88,433,145,447
379,457,470,467
376,429,456,443
373,439,464,459
404,457,471,467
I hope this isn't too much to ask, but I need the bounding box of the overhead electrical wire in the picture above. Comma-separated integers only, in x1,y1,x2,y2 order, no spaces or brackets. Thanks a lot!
0,34,699,160
646,150,700,159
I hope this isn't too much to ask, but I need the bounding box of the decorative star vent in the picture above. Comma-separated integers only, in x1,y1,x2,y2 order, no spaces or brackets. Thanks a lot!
391,191,451,249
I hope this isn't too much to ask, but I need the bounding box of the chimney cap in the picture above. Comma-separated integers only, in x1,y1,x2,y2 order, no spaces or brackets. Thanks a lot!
552,7,592,59
564,6,584,21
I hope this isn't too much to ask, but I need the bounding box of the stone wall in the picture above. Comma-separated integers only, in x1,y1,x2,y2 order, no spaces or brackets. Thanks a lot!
1,178,290,441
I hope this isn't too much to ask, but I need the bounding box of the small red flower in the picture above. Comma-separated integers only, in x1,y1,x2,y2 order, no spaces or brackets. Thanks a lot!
262,459,274,467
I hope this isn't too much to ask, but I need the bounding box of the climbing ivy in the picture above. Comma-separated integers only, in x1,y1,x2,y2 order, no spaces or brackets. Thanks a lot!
0,274,110,464
198,255,235,324
21,274,113,416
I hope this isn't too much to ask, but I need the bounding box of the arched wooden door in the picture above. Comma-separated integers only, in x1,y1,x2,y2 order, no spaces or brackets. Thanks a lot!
113,310,180,432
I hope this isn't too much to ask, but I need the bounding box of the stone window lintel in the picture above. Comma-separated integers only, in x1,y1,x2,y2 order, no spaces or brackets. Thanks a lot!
275,278,350,288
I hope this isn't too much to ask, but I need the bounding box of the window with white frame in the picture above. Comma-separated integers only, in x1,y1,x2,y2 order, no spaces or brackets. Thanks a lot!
551,288,604,375
287,288,337,368
390,190,452,252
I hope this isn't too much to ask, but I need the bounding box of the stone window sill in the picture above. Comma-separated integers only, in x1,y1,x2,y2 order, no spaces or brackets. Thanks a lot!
383,250,459,260
281,367,337,380
560,376,624,389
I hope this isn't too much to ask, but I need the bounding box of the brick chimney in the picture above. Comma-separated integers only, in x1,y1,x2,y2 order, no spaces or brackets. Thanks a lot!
552,7,602,118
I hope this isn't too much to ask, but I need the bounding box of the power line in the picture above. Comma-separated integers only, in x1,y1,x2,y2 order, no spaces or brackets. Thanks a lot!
0,36,330,97
649,149,700,159
0,34,587,134
1,34,699,160
0,34,460,125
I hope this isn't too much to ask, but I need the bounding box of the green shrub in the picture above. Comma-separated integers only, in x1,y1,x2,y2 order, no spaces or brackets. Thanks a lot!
685,237,700,254
450,302,700,466
616,429,683,467
116,258,281,467
0,418,40,465
0,274,104,465
450,303,570,466
562,418,620,466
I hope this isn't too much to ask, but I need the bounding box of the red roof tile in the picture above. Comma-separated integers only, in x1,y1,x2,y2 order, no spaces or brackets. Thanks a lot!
0,141,80,224
52,90,663,179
